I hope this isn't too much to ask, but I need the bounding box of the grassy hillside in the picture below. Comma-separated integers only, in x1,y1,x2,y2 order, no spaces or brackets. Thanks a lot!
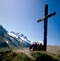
0,45,60,61
31,51,59,61
0,50,33,61
0,50,60,61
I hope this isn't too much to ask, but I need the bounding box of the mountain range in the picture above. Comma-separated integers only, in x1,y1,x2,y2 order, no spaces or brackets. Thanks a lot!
0,25,31,49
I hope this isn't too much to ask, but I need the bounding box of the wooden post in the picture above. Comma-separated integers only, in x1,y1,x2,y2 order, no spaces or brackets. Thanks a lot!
44,4,48,51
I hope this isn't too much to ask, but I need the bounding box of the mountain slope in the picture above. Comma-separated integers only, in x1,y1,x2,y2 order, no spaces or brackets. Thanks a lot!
0,25,31,49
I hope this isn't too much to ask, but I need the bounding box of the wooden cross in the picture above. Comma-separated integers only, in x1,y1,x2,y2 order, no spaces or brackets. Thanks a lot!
37,4,56,51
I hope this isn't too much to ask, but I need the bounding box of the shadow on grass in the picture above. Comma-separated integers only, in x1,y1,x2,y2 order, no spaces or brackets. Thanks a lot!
31,51,59,61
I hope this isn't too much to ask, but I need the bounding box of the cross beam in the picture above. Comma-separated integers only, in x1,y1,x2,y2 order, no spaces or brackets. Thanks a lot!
37,4,56,51
37,12,56,22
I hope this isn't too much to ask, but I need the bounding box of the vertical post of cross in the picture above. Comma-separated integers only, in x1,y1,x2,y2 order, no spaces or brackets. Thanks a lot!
44,4,48,51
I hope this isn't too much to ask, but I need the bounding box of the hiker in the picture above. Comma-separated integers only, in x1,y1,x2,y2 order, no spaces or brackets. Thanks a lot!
29,41,44,51
29,42,37,51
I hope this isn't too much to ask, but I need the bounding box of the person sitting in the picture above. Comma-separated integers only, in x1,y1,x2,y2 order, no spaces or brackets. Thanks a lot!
29,41,44,51
29,42,37,51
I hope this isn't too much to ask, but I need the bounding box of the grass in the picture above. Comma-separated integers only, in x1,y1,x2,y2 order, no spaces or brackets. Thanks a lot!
0,50,33,61
11,53,33,61
30,51,59,61
0,50,59,61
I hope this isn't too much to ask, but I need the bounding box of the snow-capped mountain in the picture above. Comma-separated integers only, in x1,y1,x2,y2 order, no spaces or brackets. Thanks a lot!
8,32,31,44
0,25,31,49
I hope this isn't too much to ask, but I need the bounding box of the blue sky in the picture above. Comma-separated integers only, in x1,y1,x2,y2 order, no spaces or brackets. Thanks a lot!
0,0,60,45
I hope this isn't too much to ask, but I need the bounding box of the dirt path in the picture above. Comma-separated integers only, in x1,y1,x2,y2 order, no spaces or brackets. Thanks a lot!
13,48,34,59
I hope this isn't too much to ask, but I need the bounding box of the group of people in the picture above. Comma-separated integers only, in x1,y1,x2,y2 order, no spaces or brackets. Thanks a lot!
29,42,44,51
